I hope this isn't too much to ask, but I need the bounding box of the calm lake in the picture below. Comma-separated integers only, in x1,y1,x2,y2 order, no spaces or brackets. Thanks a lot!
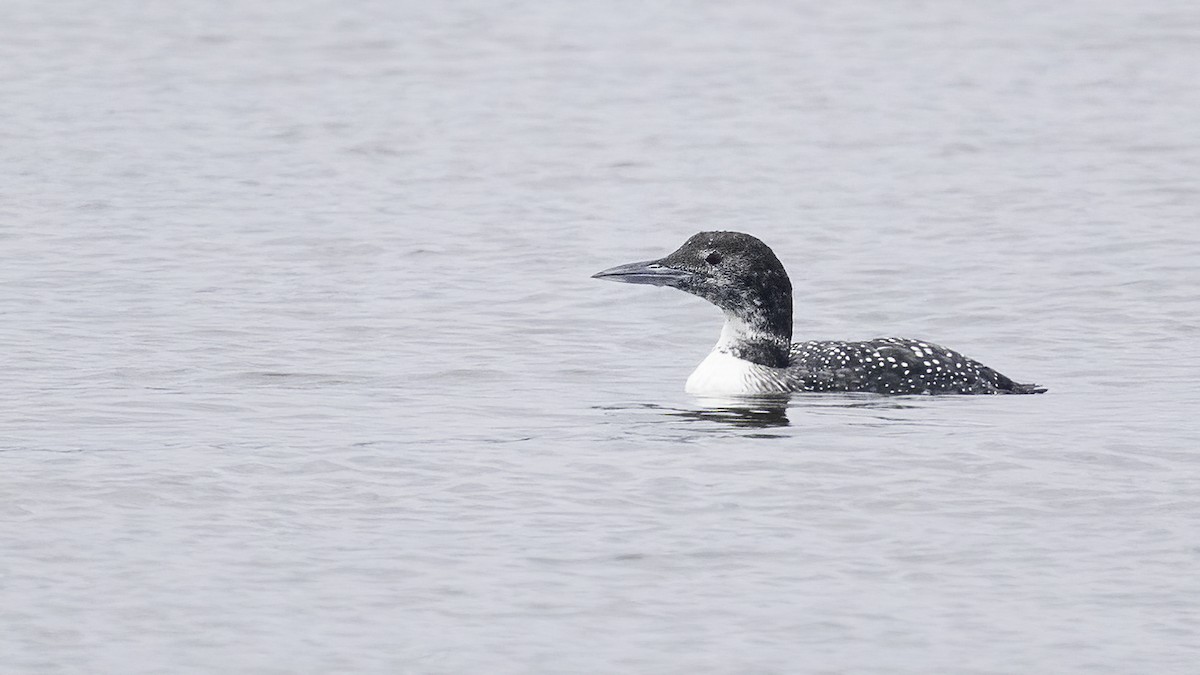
3,0,1199,672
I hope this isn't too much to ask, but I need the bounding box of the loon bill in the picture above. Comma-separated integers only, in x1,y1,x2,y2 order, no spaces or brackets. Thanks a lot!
592,231,1046,396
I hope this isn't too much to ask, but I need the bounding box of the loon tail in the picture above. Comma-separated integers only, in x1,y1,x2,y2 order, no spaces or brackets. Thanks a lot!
987,367,1047,395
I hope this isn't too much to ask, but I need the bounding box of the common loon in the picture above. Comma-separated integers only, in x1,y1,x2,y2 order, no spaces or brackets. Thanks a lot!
593,231,1046,396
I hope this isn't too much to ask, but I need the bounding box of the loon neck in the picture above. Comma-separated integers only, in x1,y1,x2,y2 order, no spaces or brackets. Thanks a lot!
715,313,791,369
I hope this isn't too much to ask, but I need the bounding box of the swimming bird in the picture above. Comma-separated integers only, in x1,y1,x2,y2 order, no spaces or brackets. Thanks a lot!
593,231,1045,395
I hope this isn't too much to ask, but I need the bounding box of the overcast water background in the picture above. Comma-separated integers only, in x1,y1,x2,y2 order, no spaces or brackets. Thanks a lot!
3,0,1200,672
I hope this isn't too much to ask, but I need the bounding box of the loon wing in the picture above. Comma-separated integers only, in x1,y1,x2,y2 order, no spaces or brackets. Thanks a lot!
788,338,1046,395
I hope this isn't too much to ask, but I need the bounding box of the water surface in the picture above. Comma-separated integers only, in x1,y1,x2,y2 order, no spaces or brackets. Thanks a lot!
3,1,1199,672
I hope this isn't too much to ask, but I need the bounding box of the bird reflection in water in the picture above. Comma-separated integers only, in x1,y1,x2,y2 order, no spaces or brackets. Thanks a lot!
597,394,929,434
666,395,792,429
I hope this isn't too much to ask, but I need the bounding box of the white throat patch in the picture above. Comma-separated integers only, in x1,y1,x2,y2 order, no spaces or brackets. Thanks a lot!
684,318,790,395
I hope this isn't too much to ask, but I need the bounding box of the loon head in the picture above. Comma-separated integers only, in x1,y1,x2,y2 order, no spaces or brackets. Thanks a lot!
592,231,793,367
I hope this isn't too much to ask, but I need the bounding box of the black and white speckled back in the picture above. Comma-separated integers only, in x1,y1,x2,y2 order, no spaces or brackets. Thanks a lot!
786,337,1045,395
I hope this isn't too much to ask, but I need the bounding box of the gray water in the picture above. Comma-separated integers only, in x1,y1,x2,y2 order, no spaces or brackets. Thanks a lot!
3,0,1200,672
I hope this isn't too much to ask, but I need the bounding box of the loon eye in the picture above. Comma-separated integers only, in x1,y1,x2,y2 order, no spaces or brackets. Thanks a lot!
705,252,723,265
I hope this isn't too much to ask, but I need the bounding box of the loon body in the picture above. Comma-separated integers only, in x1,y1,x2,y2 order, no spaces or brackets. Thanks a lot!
593,231,1046,396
